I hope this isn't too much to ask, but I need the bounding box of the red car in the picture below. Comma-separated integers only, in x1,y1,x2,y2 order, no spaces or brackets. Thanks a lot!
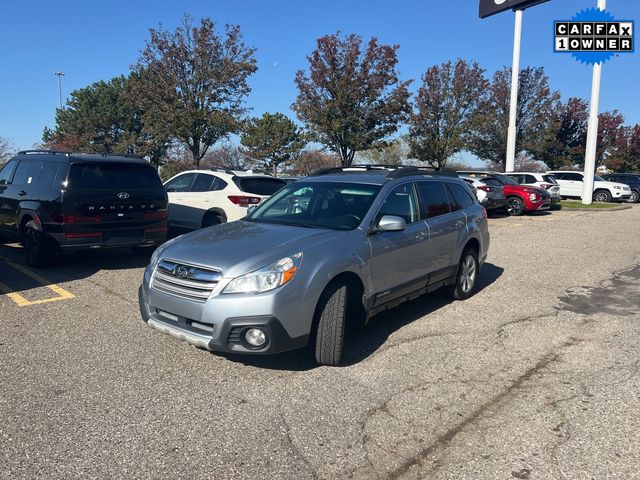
457,171,551,216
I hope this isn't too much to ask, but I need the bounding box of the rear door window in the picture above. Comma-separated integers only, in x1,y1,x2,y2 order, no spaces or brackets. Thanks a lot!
190,173,217,192
0,160,18,185
165,172,196,192
235,177,286,195
524,174,537,183
446,182,475,210
12,161,38,186
68,163,163,190
416,181,452,219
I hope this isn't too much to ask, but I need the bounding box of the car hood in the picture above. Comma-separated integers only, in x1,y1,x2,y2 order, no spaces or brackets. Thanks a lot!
157,220,345,278
595,180,629,189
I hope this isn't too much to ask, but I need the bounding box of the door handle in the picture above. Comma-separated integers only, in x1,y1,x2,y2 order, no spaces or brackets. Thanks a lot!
455,220,464,228
415,231,427,241
18,190,27,197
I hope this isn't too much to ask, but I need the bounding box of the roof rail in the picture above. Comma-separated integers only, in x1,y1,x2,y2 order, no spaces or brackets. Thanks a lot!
17,149,70,156
310,164,395,176
385,166,459,180
209,167,237,175
106,153,144,159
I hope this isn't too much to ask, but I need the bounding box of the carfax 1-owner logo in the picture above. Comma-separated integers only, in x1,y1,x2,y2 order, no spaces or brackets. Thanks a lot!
554,7,634,64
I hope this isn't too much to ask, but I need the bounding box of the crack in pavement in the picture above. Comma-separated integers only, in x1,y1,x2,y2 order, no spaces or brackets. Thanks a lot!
279,412,318,480
383,337,584,479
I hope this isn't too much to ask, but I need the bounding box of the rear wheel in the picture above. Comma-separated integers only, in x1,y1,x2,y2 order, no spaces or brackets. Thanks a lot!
202,212,224,228
447,248,479,301
506,196,525,216
313,282,348,366
593,189,612,203
22,222,50,268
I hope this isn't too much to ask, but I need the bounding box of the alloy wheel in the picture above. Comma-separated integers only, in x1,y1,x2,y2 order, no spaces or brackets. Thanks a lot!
460,255,477,294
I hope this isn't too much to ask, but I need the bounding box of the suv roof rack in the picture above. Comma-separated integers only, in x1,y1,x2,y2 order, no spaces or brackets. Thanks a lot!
209,167,237,175
17,149,70,156
384,166,459,180
105,153,144,159
310,164,396,176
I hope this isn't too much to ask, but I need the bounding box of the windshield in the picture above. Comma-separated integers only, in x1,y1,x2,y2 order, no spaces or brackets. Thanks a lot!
247,182,381,231
594,175,605,182
492,173,519,186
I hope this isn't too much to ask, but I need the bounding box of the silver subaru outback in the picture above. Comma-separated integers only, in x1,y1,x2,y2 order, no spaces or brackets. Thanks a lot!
139,166,490,365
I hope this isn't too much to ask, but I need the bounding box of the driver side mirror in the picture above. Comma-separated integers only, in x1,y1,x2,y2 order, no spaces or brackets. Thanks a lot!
376,215,406,232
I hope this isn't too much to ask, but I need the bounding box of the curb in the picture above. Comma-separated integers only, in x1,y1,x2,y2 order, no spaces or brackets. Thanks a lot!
560,205,633,212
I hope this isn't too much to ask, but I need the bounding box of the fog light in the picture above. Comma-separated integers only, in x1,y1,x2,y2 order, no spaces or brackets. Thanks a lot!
245,328,267,347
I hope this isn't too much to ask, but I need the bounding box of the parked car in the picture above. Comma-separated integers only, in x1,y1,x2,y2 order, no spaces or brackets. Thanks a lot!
457,171,550,216
506,172,561,207
139,166,490,366
547,171,631,202
163,169,286,230
0,150,168,267
459,175,507,213
600,173,640,203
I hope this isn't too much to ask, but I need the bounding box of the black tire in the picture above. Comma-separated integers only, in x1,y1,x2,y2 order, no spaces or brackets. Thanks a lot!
593,189,612,203
628,190,639,204
22,222,50,268
202,212,224,228
506,196,525,216
447,248,479,301
314,282,348,366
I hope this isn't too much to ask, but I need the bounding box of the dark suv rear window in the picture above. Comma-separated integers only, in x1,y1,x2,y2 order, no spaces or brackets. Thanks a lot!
234,177,286,195
67,163,163,190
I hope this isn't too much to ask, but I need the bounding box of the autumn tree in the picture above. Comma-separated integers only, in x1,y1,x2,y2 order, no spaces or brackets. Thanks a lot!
358,138,407,166
289,150,341,176
527,97,589,170
408,59,488,170
240,112,306,176
606,124,640,172
201,142,250,171
132,15,257,167
469,66,560,171
593,110,625,168
293,32,411,166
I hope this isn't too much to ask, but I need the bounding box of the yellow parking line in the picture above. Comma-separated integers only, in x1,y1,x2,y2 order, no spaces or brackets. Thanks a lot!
0,257,75,306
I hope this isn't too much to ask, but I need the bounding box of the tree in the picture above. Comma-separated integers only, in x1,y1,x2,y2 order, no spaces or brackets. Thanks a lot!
358,138,407,166
42,76,142,154
527,97,589,170
288,150,341,176
408,59,488,170
0,137,15,164
469,66,560,171
131,15,257,167
201,142,250,170
594,110,625,168
606,124,640,172
240,112,306,176
293,32,411,166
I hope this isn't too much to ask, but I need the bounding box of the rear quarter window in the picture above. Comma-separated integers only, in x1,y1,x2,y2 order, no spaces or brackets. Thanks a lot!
235,177,286,195
68,163,163,190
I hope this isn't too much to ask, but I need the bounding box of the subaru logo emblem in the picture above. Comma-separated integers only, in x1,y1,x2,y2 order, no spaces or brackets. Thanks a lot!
175,266,189,278
117,192,130,199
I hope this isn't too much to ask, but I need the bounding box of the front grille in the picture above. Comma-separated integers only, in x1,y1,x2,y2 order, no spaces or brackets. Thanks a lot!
151,259,222,302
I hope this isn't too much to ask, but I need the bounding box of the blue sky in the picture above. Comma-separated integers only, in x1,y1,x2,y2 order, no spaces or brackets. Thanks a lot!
1,0,638,157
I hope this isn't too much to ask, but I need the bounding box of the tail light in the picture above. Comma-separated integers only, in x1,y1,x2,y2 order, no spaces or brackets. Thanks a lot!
477,185,493,192
228,195,261,206
481,207,488,219
50,214,101,224
144,210,168,221
64,232,103,240
145,226,168,234
540,183,552,190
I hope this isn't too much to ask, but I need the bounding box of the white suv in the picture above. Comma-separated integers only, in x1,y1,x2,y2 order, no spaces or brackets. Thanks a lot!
547,170,632,202
164,169,286,230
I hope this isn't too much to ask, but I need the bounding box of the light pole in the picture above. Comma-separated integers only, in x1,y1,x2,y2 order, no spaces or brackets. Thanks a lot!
54,72,65,110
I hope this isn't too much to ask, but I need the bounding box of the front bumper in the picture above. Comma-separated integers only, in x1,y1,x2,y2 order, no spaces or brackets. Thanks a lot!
138,281,311,355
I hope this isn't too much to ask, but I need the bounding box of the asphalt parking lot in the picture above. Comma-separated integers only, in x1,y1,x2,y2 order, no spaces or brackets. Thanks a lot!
1,206,639,479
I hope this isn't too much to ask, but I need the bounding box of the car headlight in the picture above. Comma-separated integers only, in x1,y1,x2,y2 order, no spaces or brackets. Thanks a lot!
223,253,303,294
613,186,621,190
529,193,539,201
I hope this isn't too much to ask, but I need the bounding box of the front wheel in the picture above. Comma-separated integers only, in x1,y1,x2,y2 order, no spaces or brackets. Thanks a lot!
313,282,348,366
593,189,612,203
447,249,479,301
627,190,639,203
506,196,525,216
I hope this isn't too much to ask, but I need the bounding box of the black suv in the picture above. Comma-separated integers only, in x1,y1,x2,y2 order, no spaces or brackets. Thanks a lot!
0,150,168,266
601,173,640,203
